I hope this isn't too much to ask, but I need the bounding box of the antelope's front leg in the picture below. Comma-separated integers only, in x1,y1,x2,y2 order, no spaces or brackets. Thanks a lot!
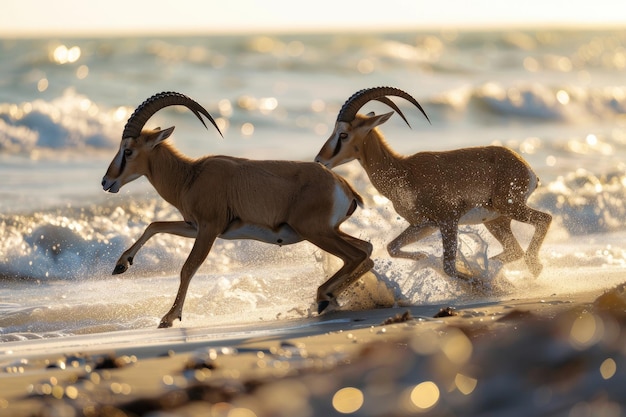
113,221,197,275
159,225,217,328
387,223,437,260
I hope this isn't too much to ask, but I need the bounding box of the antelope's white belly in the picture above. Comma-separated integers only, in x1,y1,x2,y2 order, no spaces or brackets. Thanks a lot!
220,222,302,246
459,207,500,225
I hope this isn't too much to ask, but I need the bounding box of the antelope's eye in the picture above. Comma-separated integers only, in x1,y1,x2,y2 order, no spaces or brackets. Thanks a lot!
124,149,132,157
339,132,348,140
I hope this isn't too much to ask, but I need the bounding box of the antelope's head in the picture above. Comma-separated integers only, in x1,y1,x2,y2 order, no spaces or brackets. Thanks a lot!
102,91,222,193
314,86,429,169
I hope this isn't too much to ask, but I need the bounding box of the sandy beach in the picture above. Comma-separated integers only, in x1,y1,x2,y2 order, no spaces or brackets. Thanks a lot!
1,278,625,417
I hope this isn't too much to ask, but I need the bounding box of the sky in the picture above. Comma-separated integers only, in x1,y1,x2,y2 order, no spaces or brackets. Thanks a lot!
2,0,626,37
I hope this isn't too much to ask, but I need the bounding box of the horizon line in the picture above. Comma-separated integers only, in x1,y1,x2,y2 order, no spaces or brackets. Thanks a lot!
1,21,623,40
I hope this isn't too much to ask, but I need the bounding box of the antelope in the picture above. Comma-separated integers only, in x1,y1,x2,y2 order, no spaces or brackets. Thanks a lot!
102,92,373,327
315,86,552,281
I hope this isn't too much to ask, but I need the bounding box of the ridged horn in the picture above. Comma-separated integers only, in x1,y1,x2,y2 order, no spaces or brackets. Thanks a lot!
122,91,223,139
337,86,430,127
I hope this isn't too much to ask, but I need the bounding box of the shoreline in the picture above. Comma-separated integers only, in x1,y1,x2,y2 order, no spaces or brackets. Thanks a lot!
2,285,625,416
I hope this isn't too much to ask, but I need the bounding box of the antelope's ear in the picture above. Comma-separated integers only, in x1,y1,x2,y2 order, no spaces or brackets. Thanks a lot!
148,126,175,147
363,111,394,129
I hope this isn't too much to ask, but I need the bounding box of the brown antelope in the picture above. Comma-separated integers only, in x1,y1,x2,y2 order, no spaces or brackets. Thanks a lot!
315,86,551,281
102,92,373,326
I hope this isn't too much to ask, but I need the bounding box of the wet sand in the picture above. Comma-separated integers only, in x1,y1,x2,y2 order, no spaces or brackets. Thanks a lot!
1,281,625,417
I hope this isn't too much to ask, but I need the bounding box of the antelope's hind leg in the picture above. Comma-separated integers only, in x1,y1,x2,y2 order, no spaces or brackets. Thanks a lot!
483,216,524,264
521,208,552,277
304,230,373,314
504,204,552,277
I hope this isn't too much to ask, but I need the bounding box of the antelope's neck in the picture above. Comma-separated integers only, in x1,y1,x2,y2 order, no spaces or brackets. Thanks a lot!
146,144,194,209
359,131,406,198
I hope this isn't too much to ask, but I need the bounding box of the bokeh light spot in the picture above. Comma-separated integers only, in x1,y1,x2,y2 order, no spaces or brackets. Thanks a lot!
600,358,616,379
455,373,478,395
556,90,570,105
241,122,255,136
357,58,374,74
332,387,364,414
51,44,81,64
76,65,89,79
410,381,440,410
569,311,604,349
37,78,48,92
441,328,473,364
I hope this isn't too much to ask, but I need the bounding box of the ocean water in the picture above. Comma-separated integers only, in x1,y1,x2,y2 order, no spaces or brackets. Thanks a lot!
1,29,626,340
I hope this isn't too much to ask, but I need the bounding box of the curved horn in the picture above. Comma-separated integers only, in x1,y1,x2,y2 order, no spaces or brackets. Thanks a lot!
337,86,430,127
122,91,223,139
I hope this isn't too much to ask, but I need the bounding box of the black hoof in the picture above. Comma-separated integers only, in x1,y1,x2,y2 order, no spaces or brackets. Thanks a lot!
112,264,127,275
317,300,330,314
